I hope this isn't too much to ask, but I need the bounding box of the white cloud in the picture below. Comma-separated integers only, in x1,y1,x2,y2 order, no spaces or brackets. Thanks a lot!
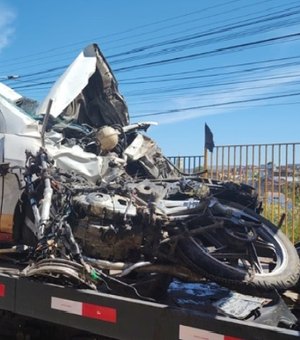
0,3,16,52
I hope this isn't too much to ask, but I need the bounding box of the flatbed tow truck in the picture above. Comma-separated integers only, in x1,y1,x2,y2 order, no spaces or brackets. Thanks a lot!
1,43,300,339
0,261,299,340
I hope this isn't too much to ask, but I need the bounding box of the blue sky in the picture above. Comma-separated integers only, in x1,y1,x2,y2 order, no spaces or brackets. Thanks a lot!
0,0,300,157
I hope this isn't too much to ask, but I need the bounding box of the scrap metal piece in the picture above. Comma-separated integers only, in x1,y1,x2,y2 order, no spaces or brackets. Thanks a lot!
37,44,129,128
73,192,137,217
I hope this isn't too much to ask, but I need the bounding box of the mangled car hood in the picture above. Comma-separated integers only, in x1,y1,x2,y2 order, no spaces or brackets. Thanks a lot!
0,44,173,183
37,44,129,128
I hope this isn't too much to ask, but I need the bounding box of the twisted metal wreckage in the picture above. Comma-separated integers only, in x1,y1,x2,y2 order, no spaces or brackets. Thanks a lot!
0,44,299,304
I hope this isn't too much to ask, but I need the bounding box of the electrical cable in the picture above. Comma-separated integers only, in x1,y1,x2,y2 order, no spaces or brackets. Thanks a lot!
130,91,300,118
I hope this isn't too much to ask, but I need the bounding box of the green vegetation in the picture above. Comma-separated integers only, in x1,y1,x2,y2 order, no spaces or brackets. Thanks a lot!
262,189,300,244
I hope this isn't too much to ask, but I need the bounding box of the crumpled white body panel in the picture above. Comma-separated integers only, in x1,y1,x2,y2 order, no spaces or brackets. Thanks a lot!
46,143,104,183
37,45,97,118
0,82,22,103
0,81,105,182
0,91,40,135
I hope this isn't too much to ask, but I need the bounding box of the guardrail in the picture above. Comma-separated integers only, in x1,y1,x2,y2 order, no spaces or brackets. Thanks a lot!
169,143,300,242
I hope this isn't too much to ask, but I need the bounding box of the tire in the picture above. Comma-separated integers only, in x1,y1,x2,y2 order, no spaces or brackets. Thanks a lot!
292,242,300,293
177,203,300,291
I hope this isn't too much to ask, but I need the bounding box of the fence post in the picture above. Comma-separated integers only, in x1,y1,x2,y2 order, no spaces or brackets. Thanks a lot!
204,148,208,178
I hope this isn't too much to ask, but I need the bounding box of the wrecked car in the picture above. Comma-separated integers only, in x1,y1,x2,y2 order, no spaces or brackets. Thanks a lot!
0,44,299,300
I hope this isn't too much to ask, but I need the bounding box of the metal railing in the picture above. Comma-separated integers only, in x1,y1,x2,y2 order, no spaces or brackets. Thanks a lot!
169,143,300,243
167,155,204,174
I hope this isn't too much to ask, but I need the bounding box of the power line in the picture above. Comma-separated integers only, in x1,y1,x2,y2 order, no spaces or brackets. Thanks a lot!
131,91,300,118
114,32,300,72
0,1,296,72
9,54,300,89
108,5,300,61
0,0,240,67
126,79,300,106
109,17,300,66
104,0,276,53
119,59,300,85
122,71,300,97
1,2,298,89
118,55,300,81
2,0,300,107
11,67,300,95
6,34,300,89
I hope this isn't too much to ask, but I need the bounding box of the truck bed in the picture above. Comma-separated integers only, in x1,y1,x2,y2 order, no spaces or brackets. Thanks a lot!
0,260,299,340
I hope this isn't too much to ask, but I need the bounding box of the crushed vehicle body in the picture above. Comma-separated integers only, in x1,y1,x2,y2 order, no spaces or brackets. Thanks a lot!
0,43,299,311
